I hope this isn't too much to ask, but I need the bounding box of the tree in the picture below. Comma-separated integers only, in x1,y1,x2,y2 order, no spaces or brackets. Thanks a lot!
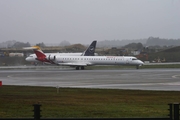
36,42,46,47
59,40,71,46
124,43,143,50
11,42,31,48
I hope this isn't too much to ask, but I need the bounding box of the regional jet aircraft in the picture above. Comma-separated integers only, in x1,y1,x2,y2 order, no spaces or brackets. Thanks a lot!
24,40,97,64
30,47,144,70
50,55,144,70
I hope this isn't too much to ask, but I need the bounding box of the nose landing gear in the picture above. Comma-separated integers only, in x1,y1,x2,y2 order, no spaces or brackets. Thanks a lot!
136,65,139,69
76,66,85,70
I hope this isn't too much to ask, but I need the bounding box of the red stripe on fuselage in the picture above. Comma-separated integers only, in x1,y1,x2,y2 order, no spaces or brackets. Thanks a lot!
34,50,55,64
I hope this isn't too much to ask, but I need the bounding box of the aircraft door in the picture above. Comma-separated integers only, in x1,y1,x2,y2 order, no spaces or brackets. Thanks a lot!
126,58,130,64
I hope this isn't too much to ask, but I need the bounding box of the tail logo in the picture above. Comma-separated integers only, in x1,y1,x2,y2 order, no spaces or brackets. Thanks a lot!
88,46,94,53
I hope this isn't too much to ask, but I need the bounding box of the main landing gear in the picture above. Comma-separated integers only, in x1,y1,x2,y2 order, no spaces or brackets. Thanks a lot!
76,66,84,70
136,65,139,69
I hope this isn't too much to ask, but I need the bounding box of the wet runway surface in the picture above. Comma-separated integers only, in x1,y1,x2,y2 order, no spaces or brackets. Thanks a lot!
1,67,180,91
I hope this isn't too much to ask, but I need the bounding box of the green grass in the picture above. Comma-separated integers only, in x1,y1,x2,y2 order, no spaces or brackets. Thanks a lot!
0,85,180,118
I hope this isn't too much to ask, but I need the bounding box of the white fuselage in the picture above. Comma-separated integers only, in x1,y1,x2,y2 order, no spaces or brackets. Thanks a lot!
25,53,99,62
53,56,144,66
25,53,83,62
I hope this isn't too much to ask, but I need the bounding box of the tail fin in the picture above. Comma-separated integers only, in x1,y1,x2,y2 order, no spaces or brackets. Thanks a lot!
82,40,97,56
32,46,46,59
23,46,46,61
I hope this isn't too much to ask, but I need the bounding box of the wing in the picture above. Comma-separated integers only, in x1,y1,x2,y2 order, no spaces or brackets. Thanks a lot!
57,62,93,66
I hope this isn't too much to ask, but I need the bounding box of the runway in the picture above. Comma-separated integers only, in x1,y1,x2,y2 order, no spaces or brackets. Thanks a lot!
1,66,180,91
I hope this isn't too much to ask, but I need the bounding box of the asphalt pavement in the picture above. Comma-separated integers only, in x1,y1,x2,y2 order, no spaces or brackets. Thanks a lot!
0,66,180,91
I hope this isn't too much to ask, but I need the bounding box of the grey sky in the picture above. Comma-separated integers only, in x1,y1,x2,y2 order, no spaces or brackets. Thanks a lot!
0,0,180,45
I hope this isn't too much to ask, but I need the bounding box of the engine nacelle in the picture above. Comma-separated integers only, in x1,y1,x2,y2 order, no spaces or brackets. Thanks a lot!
47,55,56,61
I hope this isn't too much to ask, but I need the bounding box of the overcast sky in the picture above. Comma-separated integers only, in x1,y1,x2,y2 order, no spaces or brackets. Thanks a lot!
0,0,180,45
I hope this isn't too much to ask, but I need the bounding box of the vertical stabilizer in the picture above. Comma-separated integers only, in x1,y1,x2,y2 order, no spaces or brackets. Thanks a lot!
31,46,46,59
24,46,48,62
82,40,97,56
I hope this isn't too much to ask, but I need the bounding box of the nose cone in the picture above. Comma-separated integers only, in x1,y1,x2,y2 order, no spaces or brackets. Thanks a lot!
25,57,35,62
139,60,144,66
25,57,30,61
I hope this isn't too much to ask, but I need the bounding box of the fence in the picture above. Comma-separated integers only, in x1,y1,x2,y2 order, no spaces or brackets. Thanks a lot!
0,103,179,120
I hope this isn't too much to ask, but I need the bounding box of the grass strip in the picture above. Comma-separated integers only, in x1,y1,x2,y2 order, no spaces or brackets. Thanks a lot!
0,85,180,118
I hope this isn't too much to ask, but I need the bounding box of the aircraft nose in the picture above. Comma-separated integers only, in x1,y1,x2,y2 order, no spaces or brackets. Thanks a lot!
25,57,30,61
139,60,144,66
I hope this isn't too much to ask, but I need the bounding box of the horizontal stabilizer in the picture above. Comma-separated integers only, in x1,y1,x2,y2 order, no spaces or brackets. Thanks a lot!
23,46,41,50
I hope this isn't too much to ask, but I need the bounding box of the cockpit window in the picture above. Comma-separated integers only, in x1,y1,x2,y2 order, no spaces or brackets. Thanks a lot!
132,58,137,60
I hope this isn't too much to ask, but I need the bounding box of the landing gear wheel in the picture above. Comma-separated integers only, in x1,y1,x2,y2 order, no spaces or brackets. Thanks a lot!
81,66,84,70
136,65,139,69
76,66,79,70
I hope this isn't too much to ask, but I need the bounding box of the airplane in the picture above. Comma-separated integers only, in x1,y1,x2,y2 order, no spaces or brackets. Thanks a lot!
31,46,144,70
49,55,144,70
24,40,97,65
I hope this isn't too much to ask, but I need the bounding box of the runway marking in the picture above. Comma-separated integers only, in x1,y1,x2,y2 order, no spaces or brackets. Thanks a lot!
172,75,180,78
7,75,13,78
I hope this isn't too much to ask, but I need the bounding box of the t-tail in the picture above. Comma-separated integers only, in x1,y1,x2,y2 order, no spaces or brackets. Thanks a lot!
23,46,55,64
82,40,97,56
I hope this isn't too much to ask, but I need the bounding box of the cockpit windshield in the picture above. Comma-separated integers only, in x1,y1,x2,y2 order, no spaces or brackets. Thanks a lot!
132,58,138,60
